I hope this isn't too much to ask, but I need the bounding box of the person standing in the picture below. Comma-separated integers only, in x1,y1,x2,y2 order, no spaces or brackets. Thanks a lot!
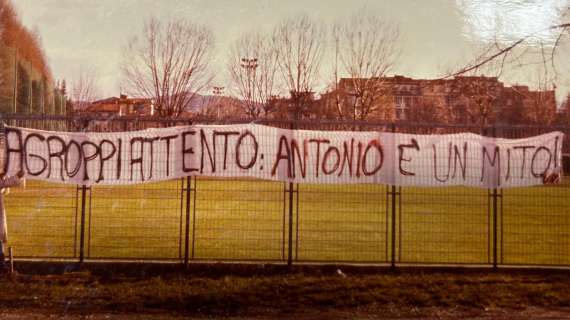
0,170,25,272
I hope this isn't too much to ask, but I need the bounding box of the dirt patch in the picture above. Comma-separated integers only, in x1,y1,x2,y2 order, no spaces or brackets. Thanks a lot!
0,266,569,319
1,308,570,319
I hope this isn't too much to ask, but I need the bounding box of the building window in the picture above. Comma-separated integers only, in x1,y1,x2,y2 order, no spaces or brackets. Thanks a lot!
445,96,457,106
394,96,409,120
395,109,403,120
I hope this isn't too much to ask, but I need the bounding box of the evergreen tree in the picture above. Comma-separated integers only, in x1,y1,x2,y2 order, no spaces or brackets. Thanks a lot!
61,79,66,95
17,63,29,113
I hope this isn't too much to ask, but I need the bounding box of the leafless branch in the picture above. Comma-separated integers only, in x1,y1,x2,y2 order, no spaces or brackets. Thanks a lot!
121,17,214,118
333,9,400,120
272,15,325,119
70,67,100,111
227,31,279,118
445,22,570,79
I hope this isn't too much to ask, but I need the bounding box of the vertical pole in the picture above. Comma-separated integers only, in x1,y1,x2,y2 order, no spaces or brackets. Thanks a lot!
29,61,32,114
491,126,498,269
8,247,13,275
287,185,294,268
390,123,397,269
13,48,17,114
391,185,397,268
492,187,498,269
73,186,79,257
295,182,300,260
385,184,390,262
398,186,402,263
500,188,504,265
287,121,295,269
178,178,184,260
282,182,286,261
78,185,87,264
184,176,191,266
191,177,197,260
87,185,93,258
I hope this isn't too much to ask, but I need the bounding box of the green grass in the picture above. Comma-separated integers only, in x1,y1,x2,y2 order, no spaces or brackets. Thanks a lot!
4,178,570,265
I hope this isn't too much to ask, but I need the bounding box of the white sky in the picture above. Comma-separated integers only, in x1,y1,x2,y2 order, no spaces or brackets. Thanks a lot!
12,0,570,102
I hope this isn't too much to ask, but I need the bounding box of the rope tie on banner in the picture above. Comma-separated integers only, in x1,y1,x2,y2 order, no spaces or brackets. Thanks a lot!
0,120,5,176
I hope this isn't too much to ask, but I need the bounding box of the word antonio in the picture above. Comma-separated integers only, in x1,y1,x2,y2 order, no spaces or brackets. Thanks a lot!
270,136,384,179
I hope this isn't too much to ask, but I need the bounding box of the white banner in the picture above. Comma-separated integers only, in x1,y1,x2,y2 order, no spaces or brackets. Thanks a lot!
1,124,563,188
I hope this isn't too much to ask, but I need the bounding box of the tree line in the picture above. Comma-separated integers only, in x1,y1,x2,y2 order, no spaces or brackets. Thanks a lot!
120,10,404,121
0,0,66,116
118,8,569,125
2,0,567,126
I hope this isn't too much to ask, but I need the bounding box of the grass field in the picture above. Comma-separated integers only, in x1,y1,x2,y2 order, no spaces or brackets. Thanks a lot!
4,178,570,266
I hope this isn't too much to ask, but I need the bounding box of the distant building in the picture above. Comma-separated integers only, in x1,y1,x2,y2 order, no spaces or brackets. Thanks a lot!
86,94,155,116
78,94,155,131
265,91,318,120
501,85,556,124
554,93,570,125
561,95,570,114
331,75,557,124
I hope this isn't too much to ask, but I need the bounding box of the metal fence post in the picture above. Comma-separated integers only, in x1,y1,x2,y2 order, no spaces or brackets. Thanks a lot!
491,126,499,269
492,187,498,269
191,177,197,260
287,182,294,268
287,120,296,269
390,123,397,269
78,185,87,264
390,188,397,268
184,176,191,266
287,128,295,268
74,186,79,258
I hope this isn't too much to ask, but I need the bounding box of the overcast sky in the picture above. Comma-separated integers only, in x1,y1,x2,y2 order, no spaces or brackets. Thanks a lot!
12,0,570,101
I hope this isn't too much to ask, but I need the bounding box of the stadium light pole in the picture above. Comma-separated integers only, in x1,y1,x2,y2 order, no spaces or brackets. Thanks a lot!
212,86,225,120
240,57,258,117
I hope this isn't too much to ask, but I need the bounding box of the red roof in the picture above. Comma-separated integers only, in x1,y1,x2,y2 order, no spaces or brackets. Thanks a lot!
86,103,120,112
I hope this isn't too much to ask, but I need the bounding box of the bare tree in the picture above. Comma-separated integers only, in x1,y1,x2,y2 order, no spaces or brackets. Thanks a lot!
227,31,279,119
444,7,569,88
520,70,557,124
406,96,452,124
272,15,325,120
437,6,569,126
333,9,400,120
450,76,501,125
121,17,214,118
70,67,100,111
